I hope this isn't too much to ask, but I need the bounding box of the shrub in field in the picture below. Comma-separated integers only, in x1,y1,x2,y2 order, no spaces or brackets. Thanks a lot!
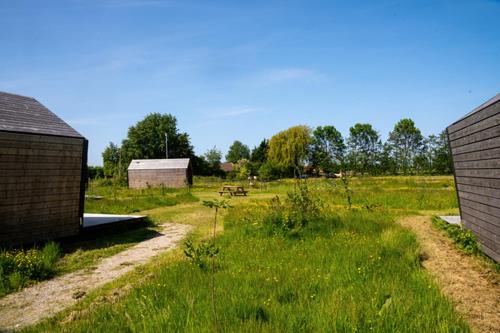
184,240,219,271
261,182,323,234
286,182,322,228
432,217,480,255
0,242,61,296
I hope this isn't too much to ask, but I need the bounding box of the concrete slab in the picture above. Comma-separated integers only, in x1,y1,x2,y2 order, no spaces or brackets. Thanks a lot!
439,215,462,226
83,213,145,228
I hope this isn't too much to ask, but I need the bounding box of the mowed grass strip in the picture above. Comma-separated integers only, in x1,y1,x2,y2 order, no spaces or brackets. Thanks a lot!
26,206,470,332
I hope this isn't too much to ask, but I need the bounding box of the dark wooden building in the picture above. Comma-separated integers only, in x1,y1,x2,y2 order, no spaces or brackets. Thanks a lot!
447,93,500,262
128,158,193,189
0,92,87,245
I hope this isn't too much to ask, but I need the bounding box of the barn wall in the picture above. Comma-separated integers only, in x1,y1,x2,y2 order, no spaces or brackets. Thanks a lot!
128,168,188,189
447,98,500,262
0,131,84,245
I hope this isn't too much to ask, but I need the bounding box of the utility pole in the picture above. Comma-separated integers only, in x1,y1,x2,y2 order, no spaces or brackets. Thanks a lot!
165,132,168,159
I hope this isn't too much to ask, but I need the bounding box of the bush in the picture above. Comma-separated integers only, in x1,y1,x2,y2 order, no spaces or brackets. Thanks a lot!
432,217,480,255
87,166,104,180
0,242,61,296
261,182,323,234
184,240,219,271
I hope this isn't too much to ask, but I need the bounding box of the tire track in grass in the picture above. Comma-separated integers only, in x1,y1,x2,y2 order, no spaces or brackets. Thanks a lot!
398,216,500,333
0,223,193,332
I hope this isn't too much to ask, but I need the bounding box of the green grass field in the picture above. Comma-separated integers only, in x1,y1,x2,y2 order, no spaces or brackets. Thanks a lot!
20,175,477,332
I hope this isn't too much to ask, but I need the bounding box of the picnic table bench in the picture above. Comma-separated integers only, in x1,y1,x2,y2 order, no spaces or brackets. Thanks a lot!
219,186,248,196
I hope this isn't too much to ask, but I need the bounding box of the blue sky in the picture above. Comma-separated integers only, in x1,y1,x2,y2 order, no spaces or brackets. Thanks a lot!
1,0,499,165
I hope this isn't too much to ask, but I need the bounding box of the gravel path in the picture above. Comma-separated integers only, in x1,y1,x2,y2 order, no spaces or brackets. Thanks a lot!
0,223,193,332
398,216,500,333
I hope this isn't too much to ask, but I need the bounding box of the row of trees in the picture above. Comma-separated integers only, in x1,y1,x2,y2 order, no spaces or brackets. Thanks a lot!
101,113,451,181
221,119,451,179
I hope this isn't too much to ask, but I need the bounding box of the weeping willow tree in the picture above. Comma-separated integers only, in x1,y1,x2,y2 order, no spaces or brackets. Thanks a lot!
267,125,311,177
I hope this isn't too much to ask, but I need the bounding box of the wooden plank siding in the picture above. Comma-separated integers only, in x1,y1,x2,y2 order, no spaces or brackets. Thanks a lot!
128,168,189,189
447,93,500,262
0,131,85,245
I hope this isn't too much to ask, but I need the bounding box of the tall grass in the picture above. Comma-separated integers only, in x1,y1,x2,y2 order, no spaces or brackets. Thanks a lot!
28,191,470,332
0,242,61,296
85,192,199,214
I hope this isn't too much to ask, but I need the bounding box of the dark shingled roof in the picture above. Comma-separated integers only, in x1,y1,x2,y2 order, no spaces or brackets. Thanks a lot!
0,91,83,138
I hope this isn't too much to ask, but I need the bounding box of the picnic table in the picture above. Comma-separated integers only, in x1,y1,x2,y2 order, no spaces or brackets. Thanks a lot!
219,185,248,196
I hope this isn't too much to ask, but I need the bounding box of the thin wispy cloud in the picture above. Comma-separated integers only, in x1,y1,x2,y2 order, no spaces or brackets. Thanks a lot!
194,106,263,128
206,106,263,119
254,68,326,84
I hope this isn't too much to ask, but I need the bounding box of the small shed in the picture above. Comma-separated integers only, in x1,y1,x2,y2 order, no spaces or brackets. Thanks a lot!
447,93,500,262
128,158,193,189
0,91,87,245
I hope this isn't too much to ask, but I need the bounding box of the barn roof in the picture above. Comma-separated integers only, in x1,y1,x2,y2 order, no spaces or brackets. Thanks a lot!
128,158,191,170
0,91,83,138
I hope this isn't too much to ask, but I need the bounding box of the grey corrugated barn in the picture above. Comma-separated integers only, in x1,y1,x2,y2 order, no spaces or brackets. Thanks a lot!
0,92,87,245
128,158,193,189
447,93,500,262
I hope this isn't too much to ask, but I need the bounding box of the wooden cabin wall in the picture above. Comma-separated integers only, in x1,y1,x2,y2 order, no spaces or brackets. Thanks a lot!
128,168,188,189
0,131,84,245
447,99,500,262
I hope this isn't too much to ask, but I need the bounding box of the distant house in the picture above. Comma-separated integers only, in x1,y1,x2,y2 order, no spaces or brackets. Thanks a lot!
128,158,193,189
447,93,500,262
220,162,234,173
0,91,87,246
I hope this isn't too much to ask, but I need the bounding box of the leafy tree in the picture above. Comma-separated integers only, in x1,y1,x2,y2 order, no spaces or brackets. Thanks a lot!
268,125,311,176
387,118,424,174
258,162,279,180
225,140,250,163
102,142,121,178
191,155,212,176
120,113,194,172
309,125,345,173
204,146,222,171
250,139,269,163
423,131,452,174
347,123,382,174
377,143,397,175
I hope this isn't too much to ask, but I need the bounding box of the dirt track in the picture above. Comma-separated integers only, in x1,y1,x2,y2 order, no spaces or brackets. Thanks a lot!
0,223,192,332
398,216,500,333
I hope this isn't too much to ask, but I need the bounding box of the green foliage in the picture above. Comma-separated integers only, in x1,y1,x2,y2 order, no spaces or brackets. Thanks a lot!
425,131,452,174
347,123,382,174
102,142,121,178
33,203,471,332
102,113,196,178
268,125,311,175
87,165,104,180
85,189,199,214
258,162,280,180
309,125,345,173
226,140,250,163
387,119,424,174
262,182,322,232
202,199,232,210
238,165,250,180
184,240,219,271
285,182,322,228
0,242,61,296
203,146,223,176
432,217,480,255
121,113,194,164
250,139,269,163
